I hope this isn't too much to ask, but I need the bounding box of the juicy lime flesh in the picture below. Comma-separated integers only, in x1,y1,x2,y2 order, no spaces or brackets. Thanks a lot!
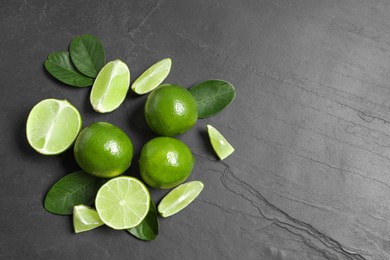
74,122,133,178
26,99,81,155
90,60,130,113
207,125,235,160
131,58,172,95
73,205,104,233
144,84,198,136
140,137,194,189
158,181,204,217
95,176,150,230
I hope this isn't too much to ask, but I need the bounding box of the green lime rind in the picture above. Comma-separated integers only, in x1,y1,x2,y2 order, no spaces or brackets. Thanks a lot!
73,205,104,233
127,200,159,241
131,58,172,95
207,124,235,160
26,99,82,155
158,181,204,218
90,60,130,113
95,176,150,230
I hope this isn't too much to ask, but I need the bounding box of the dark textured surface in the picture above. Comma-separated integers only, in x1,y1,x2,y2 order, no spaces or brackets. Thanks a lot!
1,0,390,259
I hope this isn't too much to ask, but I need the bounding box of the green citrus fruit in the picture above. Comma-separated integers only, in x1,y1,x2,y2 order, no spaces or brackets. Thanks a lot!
74,122,133,178
139,137,194,189
144,84,198,136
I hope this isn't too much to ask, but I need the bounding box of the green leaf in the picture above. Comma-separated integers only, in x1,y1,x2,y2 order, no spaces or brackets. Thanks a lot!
127,200,159,241
70,34,106,78
189,79,236,118
44,51,94,87
44,171,105,215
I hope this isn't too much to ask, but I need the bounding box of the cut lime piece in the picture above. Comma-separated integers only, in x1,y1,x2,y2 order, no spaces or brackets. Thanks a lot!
131,58,171,95
158,181,204,218
207,124,235,160
73,205,104,233
26,99,82,155
90,59,130,113
95,176,150,230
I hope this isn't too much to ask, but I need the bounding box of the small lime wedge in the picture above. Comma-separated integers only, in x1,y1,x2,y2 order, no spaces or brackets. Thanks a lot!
207,124,235,160
26,99,82,155
73,205,104,233
95,176,150,230
131,58,171,95
158,181,204,218
90,59,130,113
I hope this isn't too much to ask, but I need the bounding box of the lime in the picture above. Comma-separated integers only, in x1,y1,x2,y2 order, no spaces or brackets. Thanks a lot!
26,99,82,155
144,84,198,136
207,124,235,160
73,205,104,233
139,137,194,189
74,122,133,178
131,58,172,95
95,176,150,230
90,59,130,113
158,181,204,218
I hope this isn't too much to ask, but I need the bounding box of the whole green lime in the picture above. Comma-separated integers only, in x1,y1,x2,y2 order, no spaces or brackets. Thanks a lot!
74,122,133,178
139,137,194,189
144,84,198,136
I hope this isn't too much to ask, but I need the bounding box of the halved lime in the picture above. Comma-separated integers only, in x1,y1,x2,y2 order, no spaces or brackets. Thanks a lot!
26,99,82,155
95,176,150,230
158,181,204,218
90,59,130,113
73,205,104,233
131,58,171,95
207,124,235,160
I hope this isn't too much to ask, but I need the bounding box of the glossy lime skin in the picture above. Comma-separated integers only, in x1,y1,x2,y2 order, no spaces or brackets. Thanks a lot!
144,84,198,136
74,122,133,178
139,137,194,189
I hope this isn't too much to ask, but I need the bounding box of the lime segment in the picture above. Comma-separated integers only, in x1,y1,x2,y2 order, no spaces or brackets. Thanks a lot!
90,60,130,113
73,205,104,233
131,58,171,95
207,124,235,160
158,181,204,218
26,99,82,155
95,176,150,230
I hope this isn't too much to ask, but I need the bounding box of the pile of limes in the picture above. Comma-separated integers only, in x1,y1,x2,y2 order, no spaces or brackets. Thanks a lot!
26,34,235,241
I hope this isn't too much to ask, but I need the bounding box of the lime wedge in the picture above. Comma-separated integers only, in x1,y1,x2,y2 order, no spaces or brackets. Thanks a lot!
131,58,171,95
158,181,204,218
207,124,235,160
90,59,130,113
73,205,104,233
95,176,150,230
26,99,82,155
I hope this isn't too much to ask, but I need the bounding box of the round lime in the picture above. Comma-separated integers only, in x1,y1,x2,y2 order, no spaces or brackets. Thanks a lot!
74,122,133,178
139,137,194,189
144,84,198,136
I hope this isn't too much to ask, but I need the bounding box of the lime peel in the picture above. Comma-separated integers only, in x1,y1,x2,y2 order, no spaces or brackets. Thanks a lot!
207,124,235,160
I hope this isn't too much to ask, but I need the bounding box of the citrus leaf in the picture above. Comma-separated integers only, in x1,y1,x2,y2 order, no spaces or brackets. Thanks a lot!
70,34,106,78
44,51,94,87
189,80,236,118
44,171,105,215
127,200,159,241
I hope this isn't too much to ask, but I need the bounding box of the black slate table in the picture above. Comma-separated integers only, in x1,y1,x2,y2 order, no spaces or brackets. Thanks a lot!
1,1,389,259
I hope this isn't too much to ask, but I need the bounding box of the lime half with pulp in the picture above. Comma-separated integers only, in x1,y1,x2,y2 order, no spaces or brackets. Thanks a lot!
95,176,150,230
26,99,82,155
90,59,130,113
207,124,235,160
158,181,204,218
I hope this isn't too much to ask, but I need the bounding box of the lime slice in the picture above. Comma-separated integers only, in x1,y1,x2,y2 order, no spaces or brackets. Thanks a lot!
26,99,82,155
158,181,204,218
90,59,130,113
131,58,171,95
73,205,104,233
95,176,150,230
207,124,235,160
